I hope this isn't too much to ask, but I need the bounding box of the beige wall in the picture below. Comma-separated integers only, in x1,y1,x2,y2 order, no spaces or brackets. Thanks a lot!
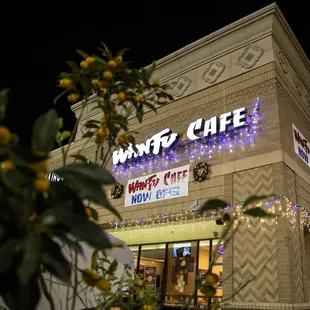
47,4,310,308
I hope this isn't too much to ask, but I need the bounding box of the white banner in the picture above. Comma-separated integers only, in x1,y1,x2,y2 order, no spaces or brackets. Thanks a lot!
292,123,310,167
125,165,190,207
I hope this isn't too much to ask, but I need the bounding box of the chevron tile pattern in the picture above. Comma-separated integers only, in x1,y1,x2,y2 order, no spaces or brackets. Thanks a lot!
291,226,304,302
232,218,278,302
233,166,274,203
284,166,296,202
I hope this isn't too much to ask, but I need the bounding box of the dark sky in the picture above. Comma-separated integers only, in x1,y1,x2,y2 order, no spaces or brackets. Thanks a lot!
0,1,309,148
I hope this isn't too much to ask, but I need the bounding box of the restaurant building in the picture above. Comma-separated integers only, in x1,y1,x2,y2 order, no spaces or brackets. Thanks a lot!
48,4,310,309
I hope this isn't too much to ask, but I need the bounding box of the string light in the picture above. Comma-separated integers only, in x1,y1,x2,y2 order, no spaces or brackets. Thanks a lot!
108,196,308,237
112,98,262,179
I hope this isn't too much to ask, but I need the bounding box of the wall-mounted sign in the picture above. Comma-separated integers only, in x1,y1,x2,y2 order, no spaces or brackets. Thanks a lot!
113,107,247,166
292,124,309,167
144,266,157,292
125,164,190,207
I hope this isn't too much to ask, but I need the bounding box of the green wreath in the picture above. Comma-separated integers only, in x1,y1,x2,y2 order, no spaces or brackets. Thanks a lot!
193,162,209,182
111,183,124,199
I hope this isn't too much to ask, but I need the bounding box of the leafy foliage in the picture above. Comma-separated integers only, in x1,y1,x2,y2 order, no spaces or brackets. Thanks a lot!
0,43,173,310
56,43,173,160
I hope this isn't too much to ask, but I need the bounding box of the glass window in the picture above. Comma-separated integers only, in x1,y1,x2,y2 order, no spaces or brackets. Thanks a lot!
212,240,223,304
197,240,210,307
164,241,197,307
139,244,166,295
129,245,139,272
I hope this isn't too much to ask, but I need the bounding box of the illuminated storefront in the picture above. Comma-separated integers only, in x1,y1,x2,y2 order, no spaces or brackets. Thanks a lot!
49,4,310,310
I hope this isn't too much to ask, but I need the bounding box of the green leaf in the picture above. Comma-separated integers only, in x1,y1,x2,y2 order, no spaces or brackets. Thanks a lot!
45,207,113,249
17,232,41,284
115,48,131,57
60,130,71,142
84,122,100,129
58,173,121,220
67,61,80,74
143,100,157,113
57,117,63,130
93,55,108,66
41,235,71,283
0,239,20,274
200,199,229,213
76,49,89,59
31,109,58,153
0,88,9,106
99,42,113,60
83,131,95,138
90,208,99,221
2,274,40,310
10,145,48,165
56,132,61,145
86,119,101,124
107,259,118,275
10,133,19,145
70,154,88,163
91,249,99,269
79,76,92,97
55,163,116,185
243,207,276,218
242,195,270,208
136,104,144,122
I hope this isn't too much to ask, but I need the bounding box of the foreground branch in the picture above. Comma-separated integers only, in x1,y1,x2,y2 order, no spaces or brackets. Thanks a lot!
39,272,55,310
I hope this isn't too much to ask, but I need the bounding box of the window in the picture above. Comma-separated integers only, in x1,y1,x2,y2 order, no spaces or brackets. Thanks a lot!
164,241,197,306
128,245,139,272
139,244,166,295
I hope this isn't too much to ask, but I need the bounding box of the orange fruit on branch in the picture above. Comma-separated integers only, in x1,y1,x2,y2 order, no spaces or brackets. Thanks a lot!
86,56,96,64
103,71,113,80
117,92,126,102
67,93,80,103
91,79,100,87
99,126,110,137
0,160,14,172
115,56,123,64
134,95,143,103
118,134,127,145
80,61,88,70
108,60,117,69
99,79,110,89
34,173,49,193
59,78,73,89
0,126,11,144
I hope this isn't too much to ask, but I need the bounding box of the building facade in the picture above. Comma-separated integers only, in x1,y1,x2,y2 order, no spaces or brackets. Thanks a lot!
48,4,310,310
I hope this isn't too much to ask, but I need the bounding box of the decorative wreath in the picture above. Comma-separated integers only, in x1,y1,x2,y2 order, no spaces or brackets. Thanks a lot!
193,162,209,182
111,183,124,199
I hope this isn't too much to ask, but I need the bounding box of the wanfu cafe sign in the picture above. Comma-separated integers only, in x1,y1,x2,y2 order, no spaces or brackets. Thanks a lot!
113,107,247,165
125,165,190,207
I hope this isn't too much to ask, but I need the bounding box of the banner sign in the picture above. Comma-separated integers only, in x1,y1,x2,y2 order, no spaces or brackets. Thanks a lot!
292,124,310,167
125,165,190,207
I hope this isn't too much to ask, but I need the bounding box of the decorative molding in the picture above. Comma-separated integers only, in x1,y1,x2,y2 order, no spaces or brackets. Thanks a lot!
170,76,191,97
48,78,278,170
306,93,310,108
238,46,264,69
277,83,310,131
293,74,302,96
275,48,288,73
202,62,225,84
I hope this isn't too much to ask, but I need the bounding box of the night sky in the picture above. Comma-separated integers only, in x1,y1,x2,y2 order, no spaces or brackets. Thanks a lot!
0,1,309,148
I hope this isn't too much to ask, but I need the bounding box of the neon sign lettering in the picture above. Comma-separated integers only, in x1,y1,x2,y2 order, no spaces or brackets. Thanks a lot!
113,107,247,165
113,128,179,165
